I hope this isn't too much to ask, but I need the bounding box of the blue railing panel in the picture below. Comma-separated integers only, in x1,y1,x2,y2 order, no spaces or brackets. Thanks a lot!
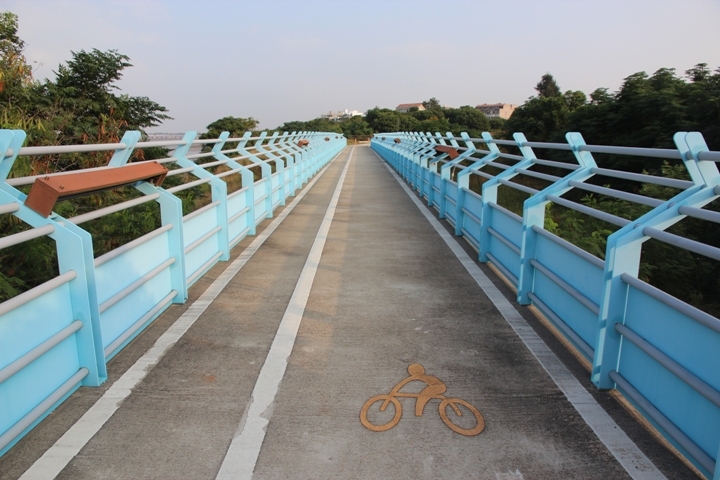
444,181,458,225
0,283,81,438
100,269,173,351
486,206,522,282
534,233,603,307
532,268,598,351
619,340,720,465
459,189,482,248
183,207,222,282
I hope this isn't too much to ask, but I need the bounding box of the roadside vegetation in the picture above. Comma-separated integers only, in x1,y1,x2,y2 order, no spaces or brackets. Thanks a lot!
1,10,719,314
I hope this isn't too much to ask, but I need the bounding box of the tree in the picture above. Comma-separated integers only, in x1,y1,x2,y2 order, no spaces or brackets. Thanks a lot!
535,73,561,98
422,97,442,110
340,115,372,136
203,116,259,139
504,96,569,141
445,105,489,134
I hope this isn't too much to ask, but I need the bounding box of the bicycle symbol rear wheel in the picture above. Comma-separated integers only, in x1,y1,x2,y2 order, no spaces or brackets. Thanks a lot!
438,398,484,436
360,394,402,432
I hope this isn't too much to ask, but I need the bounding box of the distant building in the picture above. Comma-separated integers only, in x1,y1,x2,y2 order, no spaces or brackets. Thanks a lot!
475,103,517,119
321,109,365,120
395,103,426,113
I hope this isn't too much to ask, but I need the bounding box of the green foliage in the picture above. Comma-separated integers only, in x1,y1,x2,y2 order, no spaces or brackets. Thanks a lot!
202,116,259,139
535,73,561,98
0,11,173,301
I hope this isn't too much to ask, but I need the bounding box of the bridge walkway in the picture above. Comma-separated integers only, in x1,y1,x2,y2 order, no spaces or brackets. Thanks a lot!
1,146,696,479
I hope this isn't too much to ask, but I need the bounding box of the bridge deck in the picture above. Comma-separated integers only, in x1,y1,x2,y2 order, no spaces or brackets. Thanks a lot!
1,146,696,479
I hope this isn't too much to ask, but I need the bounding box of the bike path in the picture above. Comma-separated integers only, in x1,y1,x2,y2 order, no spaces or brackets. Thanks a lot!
1,145,697,479
249,146,694,479
0,149,355,480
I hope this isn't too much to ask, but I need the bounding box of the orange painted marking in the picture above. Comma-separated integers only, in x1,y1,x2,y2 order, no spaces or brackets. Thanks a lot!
360,363,485,436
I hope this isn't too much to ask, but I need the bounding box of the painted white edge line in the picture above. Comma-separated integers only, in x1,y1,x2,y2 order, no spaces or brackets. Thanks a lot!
371,147,665,480
19,147,348,480
215,147,355,480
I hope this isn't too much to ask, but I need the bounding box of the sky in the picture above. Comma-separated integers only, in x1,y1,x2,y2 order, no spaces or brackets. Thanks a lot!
5,0,720,133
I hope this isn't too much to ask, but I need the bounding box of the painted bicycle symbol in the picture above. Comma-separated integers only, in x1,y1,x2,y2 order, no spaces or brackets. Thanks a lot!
360,364,485,436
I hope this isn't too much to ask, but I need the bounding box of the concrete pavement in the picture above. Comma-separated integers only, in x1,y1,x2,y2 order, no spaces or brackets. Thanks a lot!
0,146,697,479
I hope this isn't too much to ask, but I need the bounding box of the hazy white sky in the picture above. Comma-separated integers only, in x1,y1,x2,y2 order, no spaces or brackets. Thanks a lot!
5,0,720,132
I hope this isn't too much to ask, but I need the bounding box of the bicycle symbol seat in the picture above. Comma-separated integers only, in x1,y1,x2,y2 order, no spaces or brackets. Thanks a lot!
360,363,485,436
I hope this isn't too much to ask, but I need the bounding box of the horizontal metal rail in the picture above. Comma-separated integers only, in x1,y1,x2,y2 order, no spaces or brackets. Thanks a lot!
488,227,520,255
488,202,522,222
0,203,20,215
609,370,716,474
183,201,220,222
698,151,720,162
591,167,693,190
677,205,720,224
497,178,538,195
0,224,55,251
95,224,173,267
486,251,519,286
546,194,631,228
532,225,605,269
534,158,580,171
135,140,188,149
620,273,720,335
460,228,480,251
460,206,482,226
580,144,681,160
0,270,76,317
643,226,720,262
615,323,720,409
516,168,561,183
0,320,83,384
98,258,175,314
228,207,250,224
185,226,222,254
227,186,249,200
187,251,223,285
530,259,600,315
18,143,126,156
165,177,212,194
0,368,89,452
568,180,664,208
528,292,595,358
165,166,195,177
69,194,160,225
104,290,177,358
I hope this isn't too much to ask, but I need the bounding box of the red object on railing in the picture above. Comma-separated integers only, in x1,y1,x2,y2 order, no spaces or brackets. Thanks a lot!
25,162,168,217
435,145,459,159
394,138,401,144
298,139,310,147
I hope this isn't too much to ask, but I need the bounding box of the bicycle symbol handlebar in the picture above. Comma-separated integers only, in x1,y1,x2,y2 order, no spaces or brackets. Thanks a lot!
360,364,485,436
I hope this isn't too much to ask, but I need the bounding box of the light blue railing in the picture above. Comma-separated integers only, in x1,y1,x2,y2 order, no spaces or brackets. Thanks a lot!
372,131,720,480
0,130,346,456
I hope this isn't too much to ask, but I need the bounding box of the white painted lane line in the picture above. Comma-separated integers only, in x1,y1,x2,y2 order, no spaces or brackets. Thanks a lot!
215,147,355,480
373,148,666,480
19,149,347,480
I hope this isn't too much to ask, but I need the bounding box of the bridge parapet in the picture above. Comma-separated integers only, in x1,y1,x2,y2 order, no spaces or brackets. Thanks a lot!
372,131,720,479
0,129,345,456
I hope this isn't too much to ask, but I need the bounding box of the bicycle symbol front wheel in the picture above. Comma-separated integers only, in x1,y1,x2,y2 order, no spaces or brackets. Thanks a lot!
360,394,402,432
438,398,484,436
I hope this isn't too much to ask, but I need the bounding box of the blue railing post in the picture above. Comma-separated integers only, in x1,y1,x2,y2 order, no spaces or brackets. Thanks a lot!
589,132,708,390
1,130,107,387
256,132,286,207
238,132,273,219
174,130,230,262
455,133,498,241
213,131,258,238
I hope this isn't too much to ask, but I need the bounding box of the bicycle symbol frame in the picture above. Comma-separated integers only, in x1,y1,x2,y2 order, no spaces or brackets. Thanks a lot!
360,364,485,436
